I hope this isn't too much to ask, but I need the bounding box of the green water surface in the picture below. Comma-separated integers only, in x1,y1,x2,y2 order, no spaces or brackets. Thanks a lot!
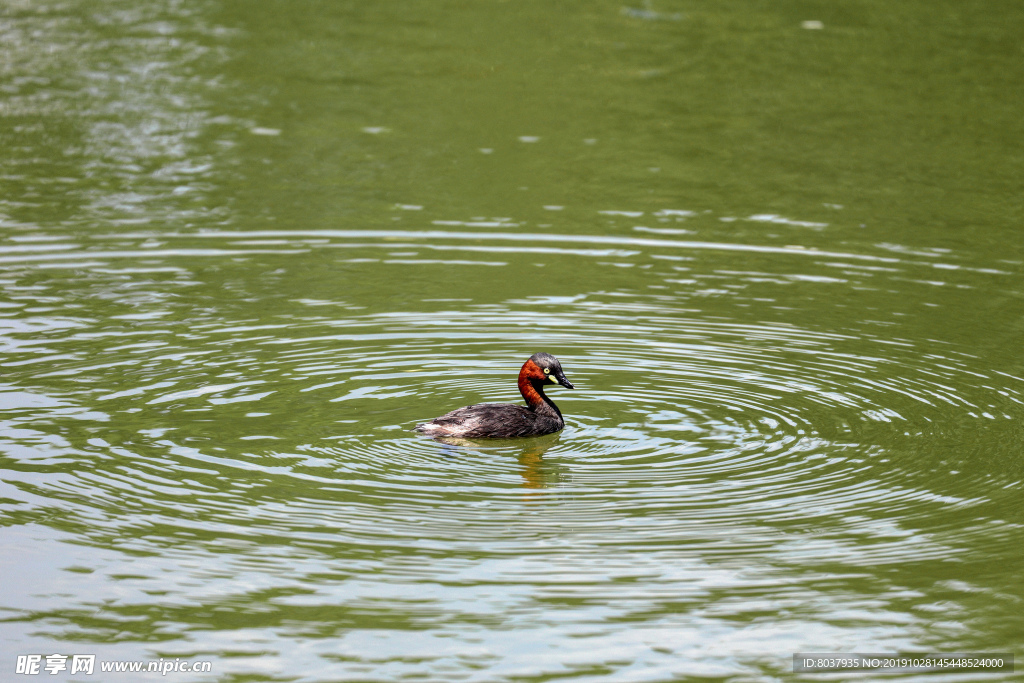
1,0,1023,680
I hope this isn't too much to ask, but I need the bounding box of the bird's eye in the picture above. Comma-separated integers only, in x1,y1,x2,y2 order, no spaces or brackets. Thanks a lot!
543,368,550,374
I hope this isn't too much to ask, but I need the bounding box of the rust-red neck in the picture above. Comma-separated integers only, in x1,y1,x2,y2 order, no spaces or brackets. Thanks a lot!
517,359,547,407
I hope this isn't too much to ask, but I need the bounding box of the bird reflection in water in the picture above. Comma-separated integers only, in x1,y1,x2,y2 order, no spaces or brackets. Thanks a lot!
513,431,562,494
423,431,564,497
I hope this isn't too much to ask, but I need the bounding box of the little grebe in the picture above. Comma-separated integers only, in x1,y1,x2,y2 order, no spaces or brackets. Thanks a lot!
415,352,575,438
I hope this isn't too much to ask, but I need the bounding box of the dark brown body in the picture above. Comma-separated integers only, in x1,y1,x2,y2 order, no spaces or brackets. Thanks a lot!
415,353,574,439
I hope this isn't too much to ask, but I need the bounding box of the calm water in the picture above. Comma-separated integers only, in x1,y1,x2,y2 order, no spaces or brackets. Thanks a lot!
2,1,1023,680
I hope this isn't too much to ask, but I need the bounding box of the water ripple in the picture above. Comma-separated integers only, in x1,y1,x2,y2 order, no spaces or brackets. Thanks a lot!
2,223,1022,679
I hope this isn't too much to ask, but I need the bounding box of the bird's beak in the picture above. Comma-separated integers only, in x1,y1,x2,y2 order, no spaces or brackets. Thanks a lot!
553,370,574,389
